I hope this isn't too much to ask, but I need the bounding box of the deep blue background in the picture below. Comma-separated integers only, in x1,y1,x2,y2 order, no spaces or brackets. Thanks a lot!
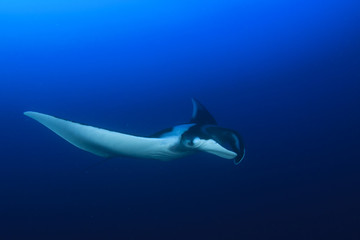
1,0,360,239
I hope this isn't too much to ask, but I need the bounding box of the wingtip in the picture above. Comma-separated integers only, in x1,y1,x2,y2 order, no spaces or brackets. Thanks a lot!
24,111,32,116
191,98,198,119
24,111,41,119
191,97,196,106
191,97,199,104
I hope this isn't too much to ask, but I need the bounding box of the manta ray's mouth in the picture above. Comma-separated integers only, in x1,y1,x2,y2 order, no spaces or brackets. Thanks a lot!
194,138,237,159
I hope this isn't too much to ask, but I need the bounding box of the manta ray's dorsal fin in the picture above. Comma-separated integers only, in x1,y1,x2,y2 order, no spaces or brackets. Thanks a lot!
190,98,217,125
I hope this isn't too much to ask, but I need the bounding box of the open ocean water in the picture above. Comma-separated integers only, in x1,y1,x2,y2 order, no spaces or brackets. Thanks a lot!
1,0,360,239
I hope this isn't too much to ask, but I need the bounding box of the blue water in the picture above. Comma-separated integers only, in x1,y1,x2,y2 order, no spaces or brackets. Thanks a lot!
1,0,360,239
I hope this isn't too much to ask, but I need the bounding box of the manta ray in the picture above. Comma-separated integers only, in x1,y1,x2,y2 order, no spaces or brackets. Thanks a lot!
24,99,245,164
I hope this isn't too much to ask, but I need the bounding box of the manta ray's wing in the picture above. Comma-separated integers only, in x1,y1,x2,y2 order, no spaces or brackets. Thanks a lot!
190,98,217,125
24,111,171,160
